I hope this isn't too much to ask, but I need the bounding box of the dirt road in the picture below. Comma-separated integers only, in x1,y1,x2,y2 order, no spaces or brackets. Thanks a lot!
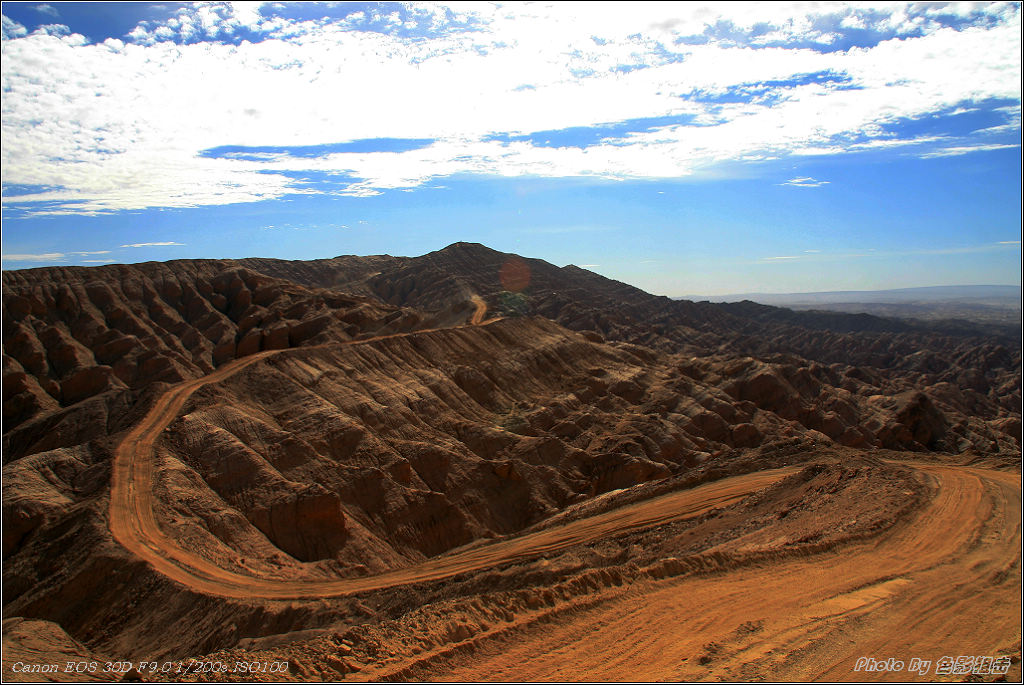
469,294,489,325
420,464,1021,682
107,297,1020,678
110,300,503,600
111,362,795,599
110,298,790,600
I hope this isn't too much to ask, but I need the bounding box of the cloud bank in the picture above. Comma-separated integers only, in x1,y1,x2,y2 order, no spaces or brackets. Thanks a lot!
2,2,1020,216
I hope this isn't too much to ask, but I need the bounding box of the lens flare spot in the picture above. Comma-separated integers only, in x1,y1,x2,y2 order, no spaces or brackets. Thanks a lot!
499,257,531,292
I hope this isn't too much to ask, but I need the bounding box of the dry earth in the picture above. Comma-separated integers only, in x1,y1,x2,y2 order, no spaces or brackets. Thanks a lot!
3,244,1020,682
141,456,1021,683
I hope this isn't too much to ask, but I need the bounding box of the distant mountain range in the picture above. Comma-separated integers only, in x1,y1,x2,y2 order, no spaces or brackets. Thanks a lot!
676,285,1020,305
676,285,1021,326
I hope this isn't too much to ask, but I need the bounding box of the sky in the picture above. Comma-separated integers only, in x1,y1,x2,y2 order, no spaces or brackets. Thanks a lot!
1,1,1021,296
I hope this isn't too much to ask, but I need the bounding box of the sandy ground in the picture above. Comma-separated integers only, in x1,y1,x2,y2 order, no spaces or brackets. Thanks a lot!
147,458,1017,683
113,379,796,598
108,299,508,599
406,464,1020,682
72,292,1023,681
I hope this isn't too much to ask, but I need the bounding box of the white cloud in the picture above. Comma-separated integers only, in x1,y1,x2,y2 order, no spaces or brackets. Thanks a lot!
34,4,59,17
840,13,866,30
2,15,28,39
0,3,1020,215
780,177,829,187
2,252,65,261
32,23,71,37
756,242,1021,264
919,143,1021,158
850,135,948,150
119,241,185,248
973,123,1020,135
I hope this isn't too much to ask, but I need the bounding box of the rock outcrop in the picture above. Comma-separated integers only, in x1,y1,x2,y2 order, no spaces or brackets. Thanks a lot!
1,243,1019,668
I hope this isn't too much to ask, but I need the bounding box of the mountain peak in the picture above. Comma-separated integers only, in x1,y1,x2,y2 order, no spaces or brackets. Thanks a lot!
436,241,498,255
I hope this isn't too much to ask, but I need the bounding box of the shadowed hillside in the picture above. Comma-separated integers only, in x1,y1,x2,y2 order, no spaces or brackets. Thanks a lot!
2,243,1019,673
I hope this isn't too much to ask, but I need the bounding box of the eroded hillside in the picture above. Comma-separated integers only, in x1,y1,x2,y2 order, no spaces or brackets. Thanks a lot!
2,243,1020,680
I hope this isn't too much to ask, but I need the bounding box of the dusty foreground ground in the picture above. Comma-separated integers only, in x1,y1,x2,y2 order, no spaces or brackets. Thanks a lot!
413,463,1021,683
5,251,1020,683
6,451,1019,683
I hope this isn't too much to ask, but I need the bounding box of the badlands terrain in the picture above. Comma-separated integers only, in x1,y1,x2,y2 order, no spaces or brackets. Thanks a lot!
2,242,1020,682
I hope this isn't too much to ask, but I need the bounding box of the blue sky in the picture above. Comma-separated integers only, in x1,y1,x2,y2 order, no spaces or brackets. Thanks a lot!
1,2,1020,295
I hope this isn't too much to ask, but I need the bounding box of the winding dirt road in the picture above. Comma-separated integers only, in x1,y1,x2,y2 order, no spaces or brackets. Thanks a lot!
469,294,489,325
107,296,1020,679
424,464,1021,682
110,299,502,600
110,298,789,600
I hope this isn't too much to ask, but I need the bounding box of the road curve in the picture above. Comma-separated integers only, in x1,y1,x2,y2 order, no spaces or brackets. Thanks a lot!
108,302,1019,681
469,295,489,325
109,297,791,600
428,464,1021,682
109,355,794,598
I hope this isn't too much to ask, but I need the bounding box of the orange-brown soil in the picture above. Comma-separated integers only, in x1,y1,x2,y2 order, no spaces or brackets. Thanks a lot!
158,458,1018,683
407,464,1021,683
2,618,114,682
3,243,1020,682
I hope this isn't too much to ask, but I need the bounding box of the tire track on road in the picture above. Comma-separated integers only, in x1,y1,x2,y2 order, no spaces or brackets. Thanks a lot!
424,464,1021,682
109,298,791,600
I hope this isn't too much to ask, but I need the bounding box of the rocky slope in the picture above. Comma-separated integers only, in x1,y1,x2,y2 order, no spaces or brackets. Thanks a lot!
1,242,1020,670
2,260,435,462
5,243,1018,461
228,242,1020,419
